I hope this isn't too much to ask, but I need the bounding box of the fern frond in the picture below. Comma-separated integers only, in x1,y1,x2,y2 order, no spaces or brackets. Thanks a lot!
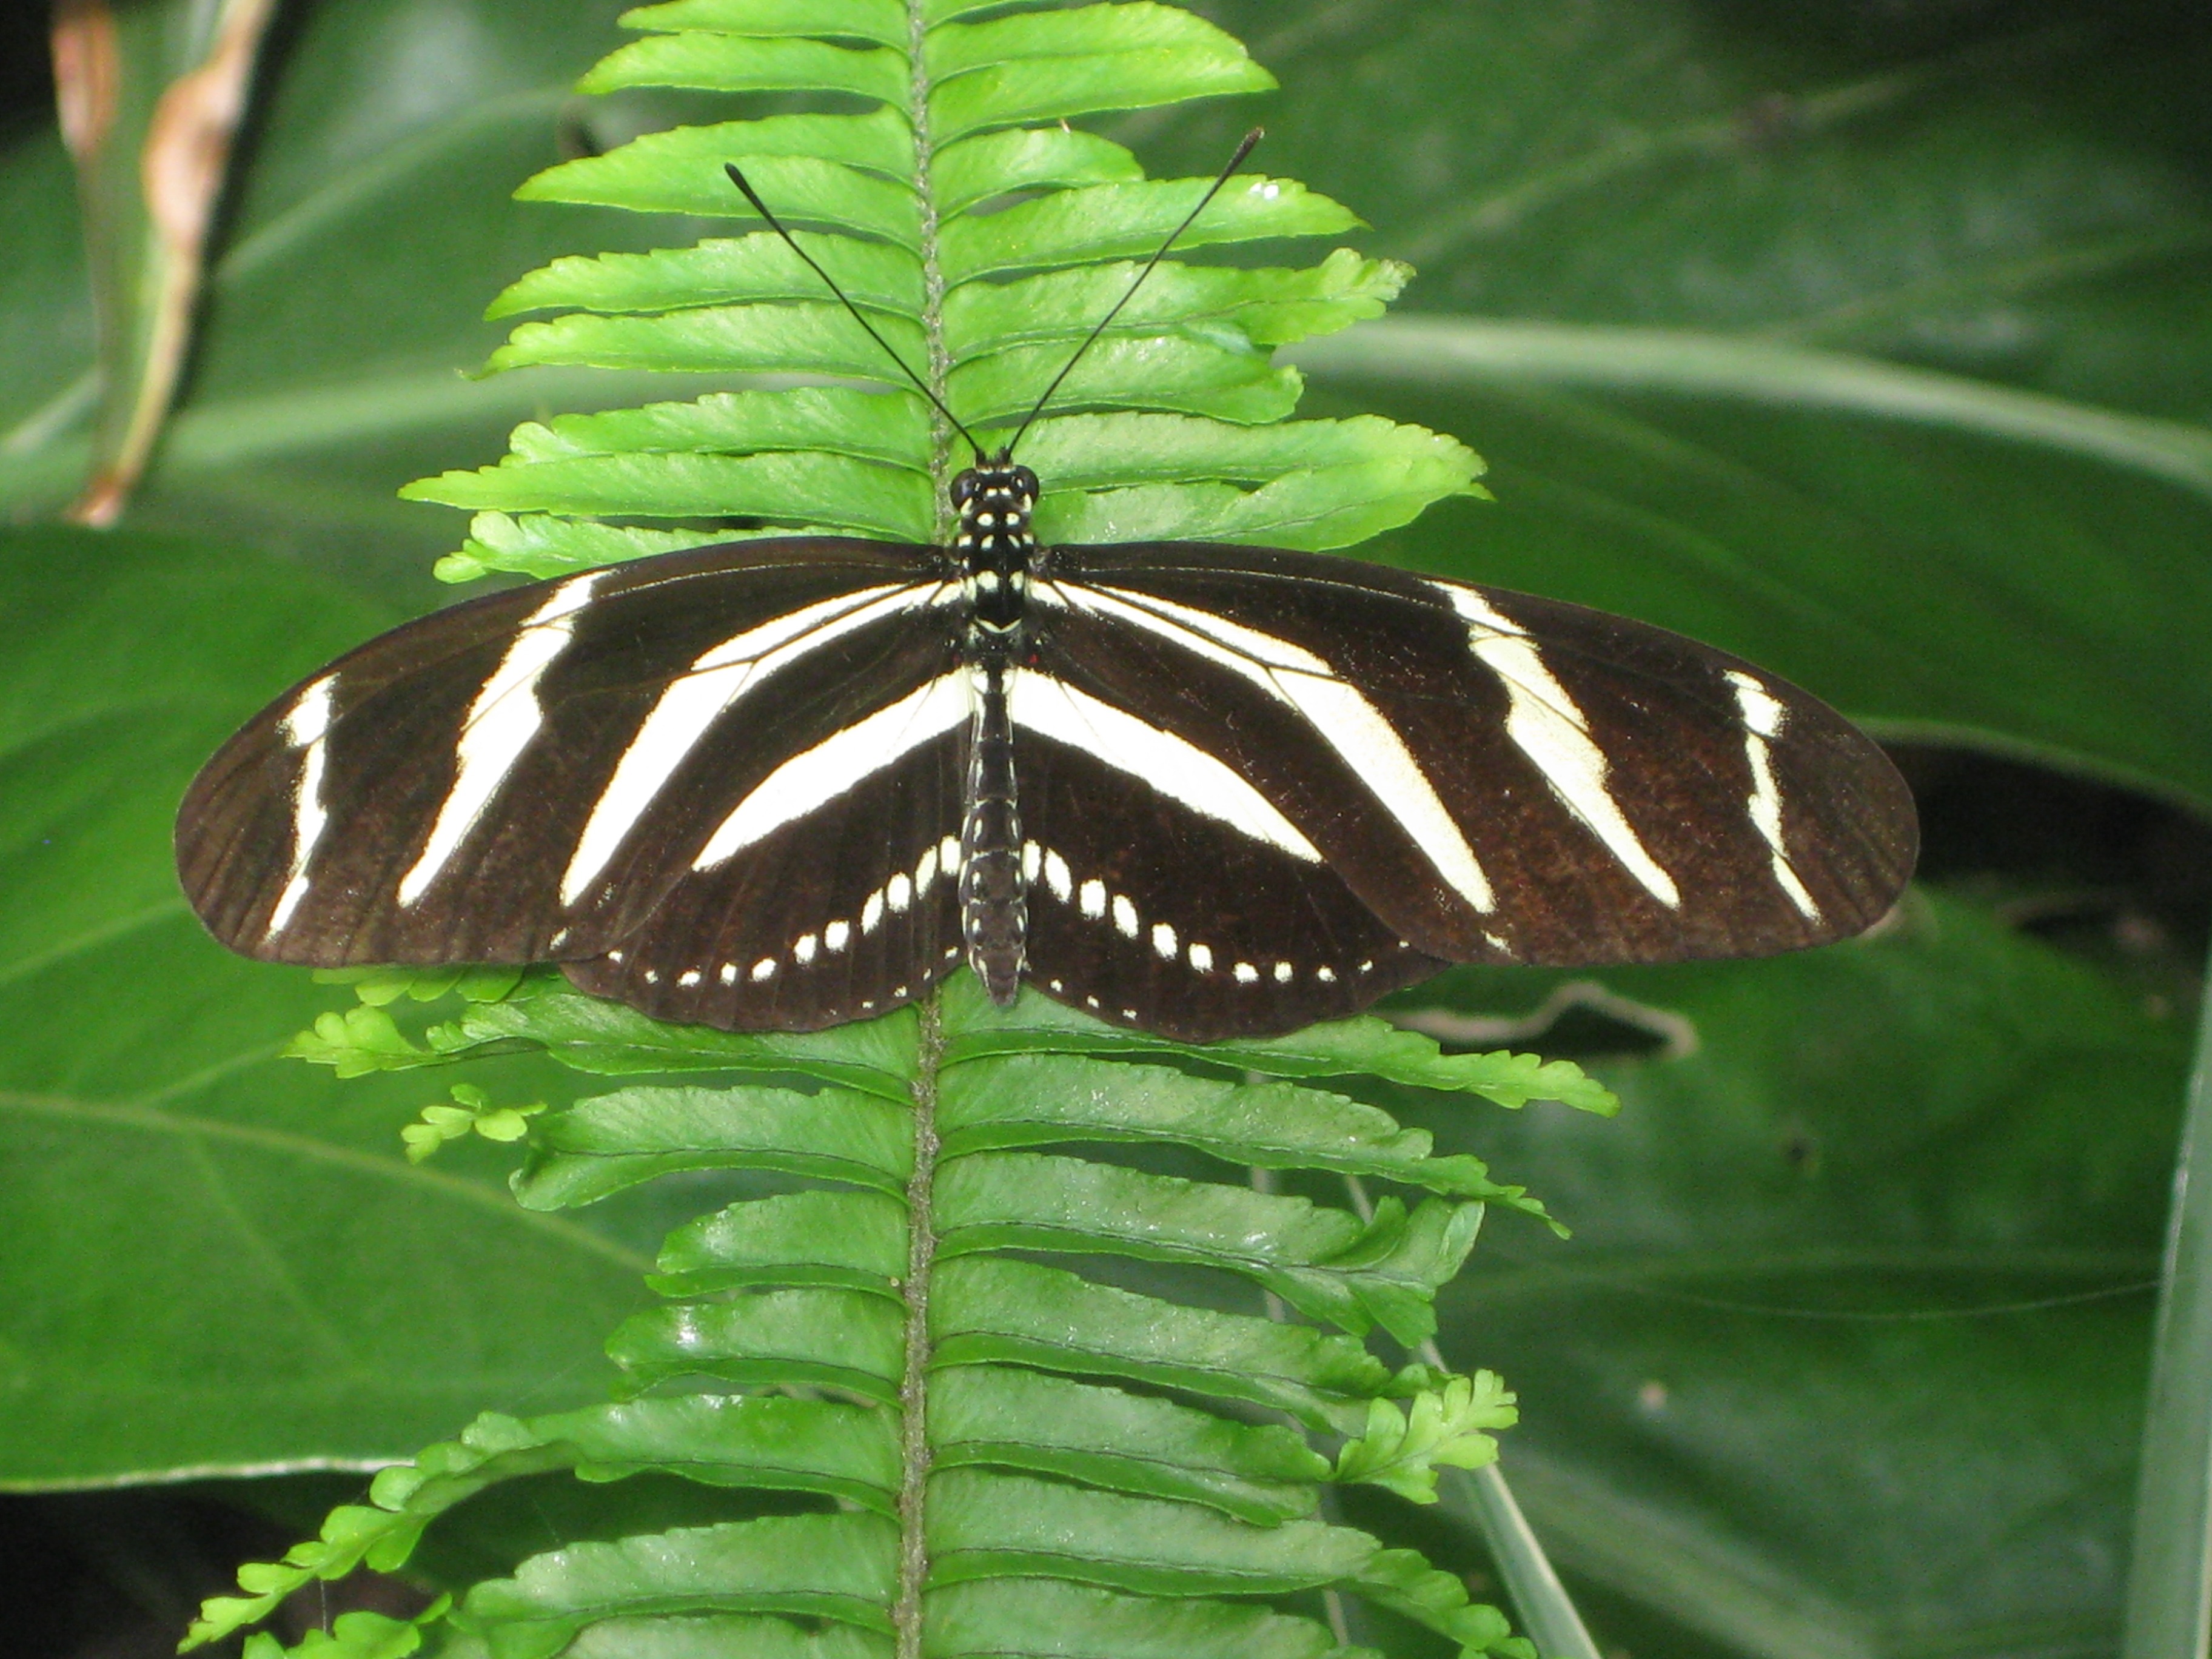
199,965,1598,1655
186,5,1602,1655
398,0,1478,578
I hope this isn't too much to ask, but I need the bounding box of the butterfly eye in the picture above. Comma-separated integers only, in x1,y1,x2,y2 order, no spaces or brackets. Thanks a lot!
1013,466,1039,502
950,471,979,508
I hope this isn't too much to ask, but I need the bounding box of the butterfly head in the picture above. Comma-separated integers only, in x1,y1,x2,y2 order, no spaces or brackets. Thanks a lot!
951,460,1040,631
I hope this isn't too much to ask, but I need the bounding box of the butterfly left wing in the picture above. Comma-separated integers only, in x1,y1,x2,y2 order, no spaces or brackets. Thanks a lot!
176,538,963,980
1029,541,1915,974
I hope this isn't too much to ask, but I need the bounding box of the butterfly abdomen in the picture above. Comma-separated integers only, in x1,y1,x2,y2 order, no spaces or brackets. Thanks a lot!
959,648,1027,1005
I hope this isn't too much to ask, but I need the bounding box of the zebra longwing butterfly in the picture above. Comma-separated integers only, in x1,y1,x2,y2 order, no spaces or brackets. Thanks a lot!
173,143,1917,1044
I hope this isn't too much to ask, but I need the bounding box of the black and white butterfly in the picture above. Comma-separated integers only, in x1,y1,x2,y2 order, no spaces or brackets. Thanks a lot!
173,142,1916,1044
174,495,1914,1041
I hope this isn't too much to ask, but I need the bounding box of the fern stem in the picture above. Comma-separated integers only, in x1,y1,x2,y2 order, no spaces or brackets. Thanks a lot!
894,22,951,1638
894,993,947,1658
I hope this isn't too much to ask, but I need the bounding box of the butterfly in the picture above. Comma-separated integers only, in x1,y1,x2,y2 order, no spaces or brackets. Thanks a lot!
173,141,1916,1044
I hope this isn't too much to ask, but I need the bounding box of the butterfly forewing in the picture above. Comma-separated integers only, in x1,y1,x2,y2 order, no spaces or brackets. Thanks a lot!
176,538,955,968
1037,541,1917,968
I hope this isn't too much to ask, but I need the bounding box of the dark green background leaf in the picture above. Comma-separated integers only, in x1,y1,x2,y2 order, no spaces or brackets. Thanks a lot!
0,526,668,1487
1380,890,2188,1657
1176,0,2212,810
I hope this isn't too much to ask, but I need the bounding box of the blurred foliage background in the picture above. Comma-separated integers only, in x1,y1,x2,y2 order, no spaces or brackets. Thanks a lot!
1,0,2208,1655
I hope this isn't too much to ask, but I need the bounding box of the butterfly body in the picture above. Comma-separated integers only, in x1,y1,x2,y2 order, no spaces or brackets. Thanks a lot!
951,460,1042,1004
176,457,1917,1042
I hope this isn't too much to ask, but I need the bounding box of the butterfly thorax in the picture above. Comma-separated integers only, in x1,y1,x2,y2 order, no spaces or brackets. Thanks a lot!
951,459,1039,634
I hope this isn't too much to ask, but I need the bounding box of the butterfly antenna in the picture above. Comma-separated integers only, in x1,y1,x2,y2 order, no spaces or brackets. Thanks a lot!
1005,127,1264,458
723,163,985,461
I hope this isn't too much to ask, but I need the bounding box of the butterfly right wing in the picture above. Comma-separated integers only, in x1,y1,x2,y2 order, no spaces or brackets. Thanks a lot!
176,538,959,970
1033,541,1915,971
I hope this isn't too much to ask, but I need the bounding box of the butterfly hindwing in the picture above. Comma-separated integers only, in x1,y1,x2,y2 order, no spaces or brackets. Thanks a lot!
1016,729,1443,1041
561,723,970,1031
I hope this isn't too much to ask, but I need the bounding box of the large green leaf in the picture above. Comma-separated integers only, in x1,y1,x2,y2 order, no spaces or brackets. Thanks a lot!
1159,0,2212,810
0,527,666,1487
1382,891,2191,1656
0,133,93,457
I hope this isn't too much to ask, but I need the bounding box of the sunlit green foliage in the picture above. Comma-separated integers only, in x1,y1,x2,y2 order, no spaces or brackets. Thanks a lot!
190,970,1604,1658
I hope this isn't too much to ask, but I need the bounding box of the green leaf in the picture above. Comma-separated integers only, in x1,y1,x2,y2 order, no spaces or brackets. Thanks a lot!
0,528,662,1489
371,1394,900,1517
952,332,1301,427
928,47,1272,144
933,125,1146,215
513,1076,917,1214
924,1469,1376,1595
1352,1548,1521,1655
622,1,912,53
608,1288,908,1401
243,1600,446,1659
486,300,930,381
409,450,934,539
939,976,1616,1111
652,1188,910,1295
186,1503,420,1646
936,1052,1553,1218
927,1366,1328,1523
939,176,1350,283
490,235,925,320
929,1257,1394,1435
1014,409,1476,492
924,1,1258,78
497,387,930,468
935,1152,1479,1342
186,1396,900,1647
403,1084,546,1163
455,1513,902,1643
941,252,1408,358
440,512,802,584
1406,891,2190,1654
401,976,922,1099
474,1615,888,1659
1,2,739,589
0,135,92,457
1034,454,1484,551
518,109,916,213
921,1578,1361,1659
577,34,911,105
2123,934,2212,1655
1334,1373,1519,1504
